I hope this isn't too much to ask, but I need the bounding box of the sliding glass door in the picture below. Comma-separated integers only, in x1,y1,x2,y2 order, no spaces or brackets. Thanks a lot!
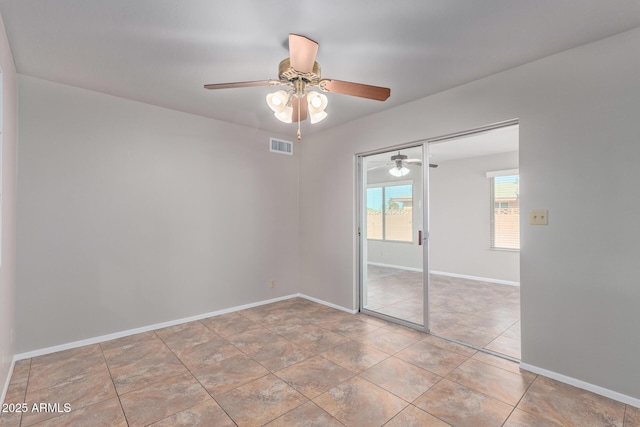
358,144,428,330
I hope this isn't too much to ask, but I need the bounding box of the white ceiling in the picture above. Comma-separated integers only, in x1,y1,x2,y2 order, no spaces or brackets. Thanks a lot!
1,1,639,137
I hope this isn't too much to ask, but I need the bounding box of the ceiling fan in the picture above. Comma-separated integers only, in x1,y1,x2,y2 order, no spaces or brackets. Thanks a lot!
204,34,391,139
368,151,438,177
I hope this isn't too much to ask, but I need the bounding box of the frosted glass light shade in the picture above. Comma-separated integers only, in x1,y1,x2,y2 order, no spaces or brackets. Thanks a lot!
389,166,410,177
274,107,293,123
307,91,328,124
267,90,293,123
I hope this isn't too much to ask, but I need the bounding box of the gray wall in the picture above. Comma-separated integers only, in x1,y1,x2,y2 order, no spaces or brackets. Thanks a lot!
16,76,300,353
429,151,519,282
299,28,640,398
0,13,17,397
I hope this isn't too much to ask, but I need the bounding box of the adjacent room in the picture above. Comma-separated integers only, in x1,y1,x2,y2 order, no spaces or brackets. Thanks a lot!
1,1,639,426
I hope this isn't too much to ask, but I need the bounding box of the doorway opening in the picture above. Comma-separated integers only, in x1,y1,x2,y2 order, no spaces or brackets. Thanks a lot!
357,122,520,360
428,124,520,360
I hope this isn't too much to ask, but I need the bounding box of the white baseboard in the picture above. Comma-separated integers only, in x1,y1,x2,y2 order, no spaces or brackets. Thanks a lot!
368,262,423,272
299,294,358,314
367,263,520,286
430,270,520,287
519,362,640,409
15,294,300,360
14,293,355,361
1,358,16,404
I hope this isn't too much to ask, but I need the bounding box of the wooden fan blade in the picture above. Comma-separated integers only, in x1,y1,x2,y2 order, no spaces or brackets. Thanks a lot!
320,79,390,101
290,96,308,122
204,80,273,90
289,34,318,73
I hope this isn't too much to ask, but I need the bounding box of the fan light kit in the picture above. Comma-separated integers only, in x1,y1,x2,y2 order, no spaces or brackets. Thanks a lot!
389,153,411,177
205,34,391,140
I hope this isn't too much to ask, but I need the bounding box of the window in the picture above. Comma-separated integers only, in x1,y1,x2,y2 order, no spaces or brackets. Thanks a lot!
366,183,413,242
489,173,519,250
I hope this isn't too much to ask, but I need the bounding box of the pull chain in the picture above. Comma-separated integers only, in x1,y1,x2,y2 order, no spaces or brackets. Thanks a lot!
297,97,301,140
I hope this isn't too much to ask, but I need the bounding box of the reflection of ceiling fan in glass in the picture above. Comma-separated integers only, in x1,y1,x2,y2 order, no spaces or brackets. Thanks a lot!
368,151,438,177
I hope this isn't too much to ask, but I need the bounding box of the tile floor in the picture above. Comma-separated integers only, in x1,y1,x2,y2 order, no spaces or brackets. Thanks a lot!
365,265,521,359
1,298,638,426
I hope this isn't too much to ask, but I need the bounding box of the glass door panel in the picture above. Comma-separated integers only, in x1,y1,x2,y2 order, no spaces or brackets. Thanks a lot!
359,145,427,329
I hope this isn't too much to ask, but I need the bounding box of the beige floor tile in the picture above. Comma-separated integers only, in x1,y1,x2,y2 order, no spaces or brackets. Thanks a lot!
4,360,31,404
368,269,521,360
626,405,640,427
485,334,521,359
501,321,521,340
0,412,22,427
147,399,236,427
360,356,441,402
504,408,565,426
27,345,105,392
101,336,168,370
99,330,157,352
320,341,389,373
275,355,354,399
438,323,499,348
354,328,418,355
396,341,468,376
470,351,528,375
421,334,477,357
119,372,210,427
517,376,626,426
314,376,407,427
322,318,383,340
216,374,307,427
193,353,269,396
277,325,350,354
173,335,242,371
382,323,429,340
8,360,30,387
199,312,261,337
106,344,189,395
456,313,518,335
252,338,315,371
265,401,343,427
446,358,535,406
226,328,283,355
25,398,127,427
22,366,117,426
414,379,513,427
385,405,452,427
155,320,219,352
4,298,634,427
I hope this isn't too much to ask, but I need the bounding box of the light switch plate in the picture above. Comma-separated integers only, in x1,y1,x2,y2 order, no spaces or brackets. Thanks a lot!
529,209,548,225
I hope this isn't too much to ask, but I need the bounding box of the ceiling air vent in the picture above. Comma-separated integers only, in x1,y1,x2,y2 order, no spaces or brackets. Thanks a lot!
269,137,293,155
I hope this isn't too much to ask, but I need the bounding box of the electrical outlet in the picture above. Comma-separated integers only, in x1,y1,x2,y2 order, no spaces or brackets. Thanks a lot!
529,209,548,225
270,280,275,288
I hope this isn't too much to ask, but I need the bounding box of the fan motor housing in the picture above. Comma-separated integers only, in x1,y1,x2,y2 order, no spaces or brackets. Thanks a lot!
390,154,408,161
279,58,322,83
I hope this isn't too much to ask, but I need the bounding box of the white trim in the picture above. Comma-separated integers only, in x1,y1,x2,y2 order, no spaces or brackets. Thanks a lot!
430,270,520,286
1,358,15,404
15,294,299,360
368,262,423,273
485,168,519,178
519,362,640,409
299,294,358,314
14,294,355,361
367,264,520,286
